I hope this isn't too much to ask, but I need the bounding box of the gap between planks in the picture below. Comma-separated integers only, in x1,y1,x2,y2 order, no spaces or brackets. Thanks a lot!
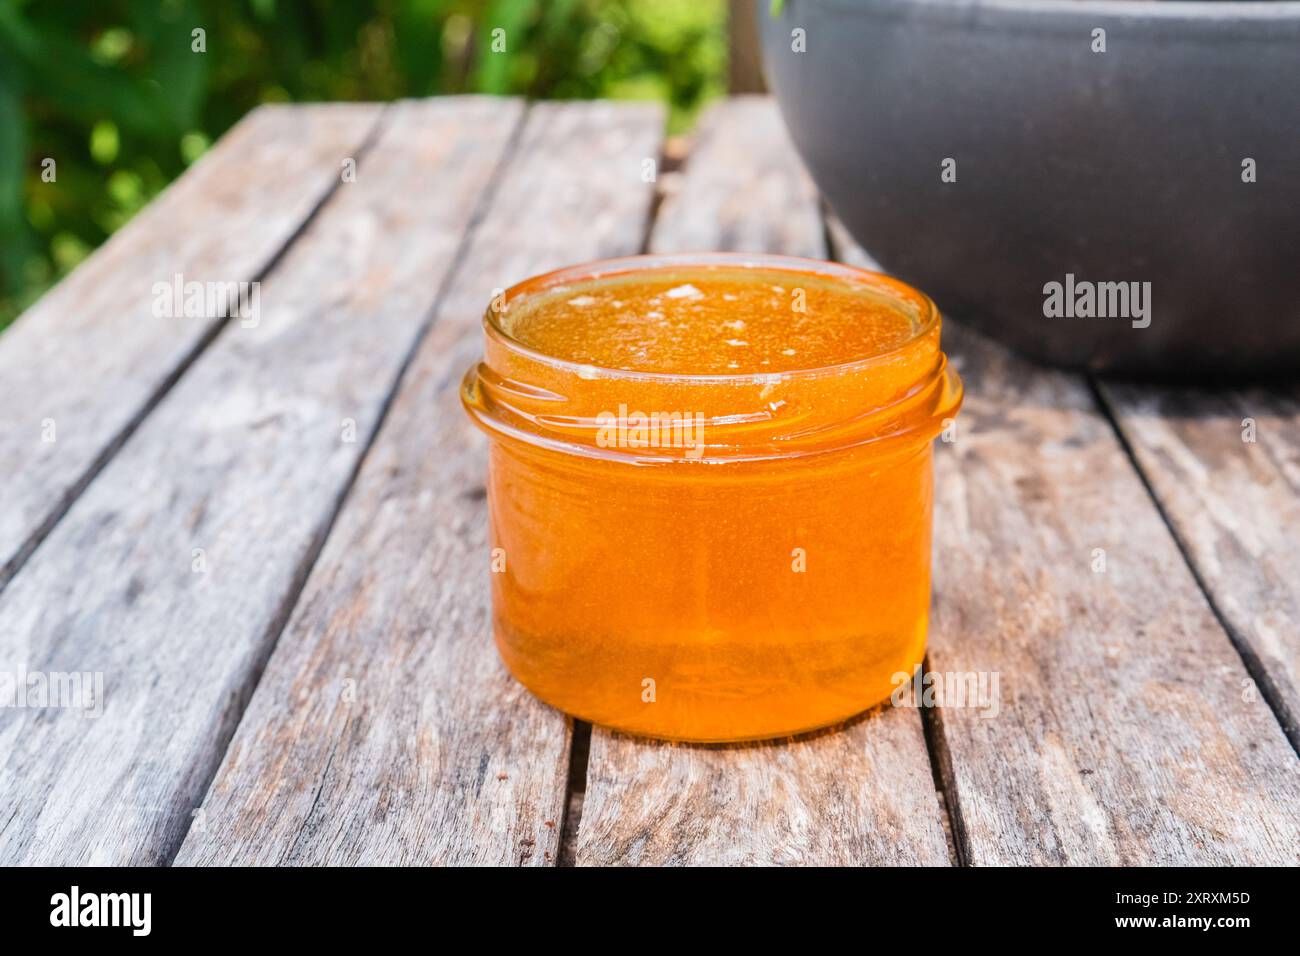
828,209,1300,863
535,110,667,858
556,126,679,867
174,100,666,866
572,98,954,868
1088,377,1300,758
0,97,528,865
166,100,534,863
823,211,966,866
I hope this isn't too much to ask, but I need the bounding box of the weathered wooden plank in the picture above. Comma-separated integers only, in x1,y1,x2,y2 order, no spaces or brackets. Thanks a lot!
923,321,1300,864
1097,382,1300,752
0,97,524,865
575,97,952,866
0,103,383,590
176,101,665,866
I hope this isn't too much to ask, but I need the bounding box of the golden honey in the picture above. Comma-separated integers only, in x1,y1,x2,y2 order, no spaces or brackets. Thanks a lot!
462,253,962,741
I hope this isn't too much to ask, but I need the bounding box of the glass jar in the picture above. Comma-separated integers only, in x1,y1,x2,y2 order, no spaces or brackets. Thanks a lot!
462,253,962,742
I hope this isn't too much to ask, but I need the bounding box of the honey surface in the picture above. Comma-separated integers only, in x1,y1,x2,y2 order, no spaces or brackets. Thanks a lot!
499,268,924,375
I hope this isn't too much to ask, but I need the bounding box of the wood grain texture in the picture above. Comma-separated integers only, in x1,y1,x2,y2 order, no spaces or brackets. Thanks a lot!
926,322,1300,864
0,104,383,590
576,97,953,867
1098,382,1300,752
649,96,823,257
0,98,522,865
176,101,665,866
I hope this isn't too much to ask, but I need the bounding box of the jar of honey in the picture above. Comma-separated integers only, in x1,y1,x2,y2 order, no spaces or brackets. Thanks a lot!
462,253,962,742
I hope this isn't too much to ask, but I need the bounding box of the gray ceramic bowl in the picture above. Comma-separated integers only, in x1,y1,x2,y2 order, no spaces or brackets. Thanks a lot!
760,0,1300,378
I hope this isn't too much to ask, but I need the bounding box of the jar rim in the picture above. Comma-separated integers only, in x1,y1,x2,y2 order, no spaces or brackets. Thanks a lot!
482,252,942,385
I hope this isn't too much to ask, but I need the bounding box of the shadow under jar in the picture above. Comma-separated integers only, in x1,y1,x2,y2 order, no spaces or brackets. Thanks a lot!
462,253,962,742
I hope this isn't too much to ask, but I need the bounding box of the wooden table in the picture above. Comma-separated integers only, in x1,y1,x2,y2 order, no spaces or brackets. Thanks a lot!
1,97,1297,866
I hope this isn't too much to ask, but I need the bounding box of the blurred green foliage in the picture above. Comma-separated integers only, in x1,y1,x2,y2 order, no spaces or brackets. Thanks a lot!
0,0,726,329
